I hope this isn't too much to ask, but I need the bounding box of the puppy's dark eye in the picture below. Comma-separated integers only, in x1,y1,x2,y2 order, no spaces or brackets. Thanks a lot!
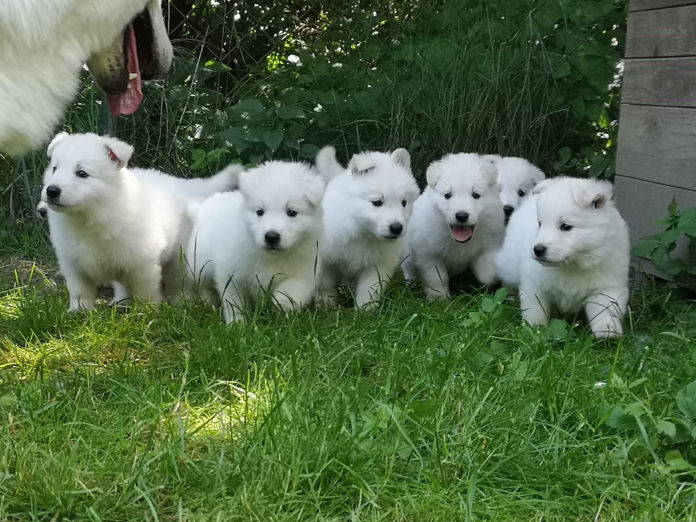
518,190,526,197
538,221,542,228
287,208,298,217
52,166,57,173
256,209,265,217
472,192,481,199
75,170,89,178
372,200,383,207
401,200,407,208
560,223,573,232
444,192,452,200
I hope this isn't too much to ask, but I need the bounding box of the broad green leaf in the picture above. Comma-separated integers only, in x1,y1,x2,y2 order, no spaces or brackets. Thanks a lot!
604,404,639,431
231,98,265,114
678,208,696,237
659,228,681,245
481,296,497,314
632,240,660,258
276,106,306,119
262,130,284,152
676,380,696,421
300,143,321,159
657,419,676,438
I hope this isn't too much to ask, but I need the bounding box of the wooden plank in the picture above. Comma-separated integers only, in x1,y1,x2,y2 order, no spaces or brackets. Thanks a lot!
614,175,696,245
616,104,696,190
622,57,696,106
627,5,696,57
630,0,696,12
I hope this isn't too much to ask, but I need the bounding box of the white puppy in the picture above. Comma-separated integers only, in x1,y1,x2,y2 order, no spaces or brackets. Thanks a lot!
316,146,419,308
42,132,236,310
1,0,172,156
495,156,545,223
402,153,505,299
187,161,325,323
495,177,630,339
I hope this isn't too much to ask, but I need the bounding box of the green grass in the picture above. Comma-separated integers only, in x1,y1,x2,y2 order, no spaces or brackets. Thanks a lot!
1,269,695,520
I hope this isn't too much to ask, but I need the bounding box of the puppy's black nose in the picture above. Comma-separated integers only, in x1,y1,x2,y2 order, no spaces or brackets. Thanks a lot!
46,185,61,200
533,245,547,258
264,231,281,246
455,211,469,223
503,205,514,217
389,222,403,236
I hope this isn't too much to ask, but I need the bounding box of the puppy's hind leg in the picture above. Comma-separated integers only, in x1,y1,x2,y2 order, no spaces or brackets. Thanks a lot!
585,287,628,339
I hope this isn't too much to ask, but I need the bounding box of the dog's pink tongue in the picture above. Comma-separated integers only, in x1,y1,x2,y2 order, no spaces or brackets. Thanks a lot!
107,25,143,116
451,225,473,242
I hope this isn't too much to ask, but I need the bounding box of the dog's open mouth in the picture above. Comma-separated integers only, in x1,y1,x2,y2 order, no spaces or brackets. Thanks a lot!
87,1,172,116
450,225,474,243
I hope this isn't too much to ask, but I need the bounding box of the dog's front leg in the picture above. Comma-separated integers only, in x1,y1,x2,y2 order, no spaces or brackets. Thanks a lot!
519,285,550,326
585,287,628,339
419,261,450,301
316,266,339,307
471,249,499,287
126,263,163,304
217,277,244,324
355,267,388,308
272,276,314,313
63,266,97,311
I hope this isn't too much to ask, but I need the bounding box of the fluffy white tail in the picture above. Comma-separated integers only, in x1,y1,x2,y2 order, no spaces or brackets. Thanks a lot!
315,146,345,181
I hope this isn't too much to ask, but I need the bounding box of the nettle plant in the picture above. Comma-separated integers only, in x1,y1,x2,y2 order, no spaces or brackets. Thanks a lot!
632,199,696,285
600,373,696,473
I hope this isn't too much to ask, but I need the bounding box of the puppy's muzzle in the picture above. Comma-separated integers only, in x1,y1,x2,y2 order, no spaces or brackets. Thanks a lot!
533,244,547,259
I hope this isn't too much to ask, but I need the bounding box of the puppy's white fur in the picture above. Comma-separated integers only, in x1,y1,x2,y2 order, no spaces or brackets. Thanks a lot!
495,157,545,222
0,0,171,156
316,146,419,307
187,161,325,323
402,153,505,299
495,177,630,339
42,132,236,310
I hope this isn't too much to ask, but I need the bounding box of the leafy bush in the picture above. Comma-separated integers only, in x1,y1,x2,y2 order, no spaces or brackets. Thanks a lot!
0,0,626,223
633,199,696,286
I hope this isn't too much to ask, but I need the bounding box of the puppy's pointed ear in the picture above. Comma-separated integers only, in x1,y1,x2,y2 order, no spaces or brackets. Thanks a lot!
481,161,498,188
349,154,375,176
238,169,253,196
303,173,326,207
47,132,69,157
530,165,546,185
574,179,614,209
425,163,441,187
532,178,553,195
391,148,411,169
101,136,133,169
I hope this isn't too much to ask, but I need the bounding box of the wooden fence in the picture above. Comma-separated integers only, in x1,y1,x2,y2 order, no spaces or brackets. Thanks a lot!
615,0,696,257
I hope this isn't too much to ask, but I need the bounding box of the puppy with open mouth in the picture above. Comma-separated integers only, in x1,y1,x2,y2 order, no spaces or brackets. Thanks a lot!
402,153,505,300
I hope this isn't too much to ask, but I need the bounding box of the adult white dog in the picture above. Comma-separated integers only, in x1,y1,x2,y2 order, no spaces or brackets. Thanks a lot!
187,161,325,324
402,153,505,299
316,146,419,308
42,132,237,310
0,0,172,156
495,156,545,223
495,177,630,339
